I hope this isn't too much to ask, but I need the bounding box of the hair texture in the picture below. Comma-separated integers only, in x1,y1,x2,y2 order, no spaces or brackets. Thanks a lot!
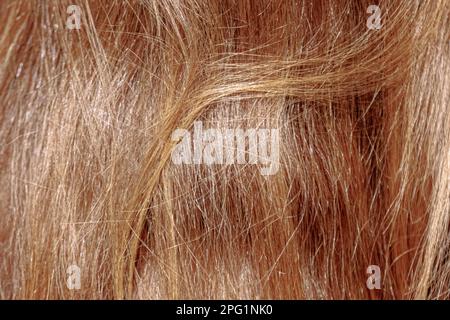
0,0,449,300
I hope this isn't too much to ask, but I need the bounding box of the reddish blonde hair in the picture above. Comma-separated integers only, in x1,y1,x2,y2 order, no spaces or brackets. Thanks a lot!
0,0,449,299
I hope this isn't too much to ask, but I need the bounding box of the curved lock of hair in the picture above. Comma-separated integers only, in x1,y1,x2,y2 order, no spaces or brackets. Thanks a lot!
0,0,449,299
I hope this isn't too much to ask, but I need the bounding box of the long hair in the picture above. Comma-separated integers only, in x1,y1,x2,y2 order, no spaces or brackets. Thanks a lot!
0,0,449,299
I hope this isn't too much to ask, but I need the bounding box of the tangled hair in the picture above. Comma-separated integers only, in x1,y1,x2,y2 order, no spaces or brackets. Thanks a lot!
0,0,449,300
